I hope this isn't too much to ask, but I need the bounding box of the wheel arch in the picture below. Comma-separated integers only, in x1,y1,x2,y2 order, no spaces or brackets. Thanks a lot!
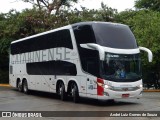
22,78,27,87
67,79,80,94
56,78,66,93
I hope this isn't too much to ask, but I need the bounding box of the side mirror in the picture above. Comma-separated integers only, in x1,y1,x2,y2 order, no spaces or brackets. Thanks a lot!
139,47,153,62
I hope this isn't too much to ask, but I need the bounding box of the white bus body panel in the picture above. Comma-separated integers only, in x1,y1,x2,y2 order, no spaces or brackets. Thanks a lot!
9,23,145,101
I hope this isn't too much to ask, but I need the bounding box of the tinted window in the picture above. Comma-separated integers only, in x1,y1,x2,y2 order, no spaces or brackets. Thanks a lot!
92,23,138,49
11,29,73,55
9,65,13,74
102,53,141,82
73,25,100,77
73,25,96,44
26,60,77,75
86,58,100,77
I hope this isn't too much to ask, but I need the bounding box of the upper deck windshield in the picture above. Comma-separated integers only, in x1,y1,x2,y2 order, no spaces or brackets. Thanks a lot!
72,22,138,49
102,53,141,82
93,23,138,49
72,22,140,80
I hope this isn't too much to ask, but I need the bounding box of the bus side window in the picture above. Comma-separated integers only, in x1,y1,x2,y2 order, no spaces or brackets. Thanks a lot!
86,58,99,77
73,25,96,44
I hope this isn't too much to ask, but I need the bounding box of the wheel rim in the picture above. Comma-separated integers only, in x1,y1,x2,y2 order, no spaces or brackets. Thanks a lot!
71,86,74,97
59,84,62,95
18,82,21,91
24,82,27,92
60,87,62,96
72,84,77,102
59,83,66,100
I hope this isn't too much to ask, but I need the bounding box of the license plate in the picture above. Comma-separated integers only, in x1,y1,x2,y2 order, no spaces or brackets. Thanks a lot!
122,94,129,98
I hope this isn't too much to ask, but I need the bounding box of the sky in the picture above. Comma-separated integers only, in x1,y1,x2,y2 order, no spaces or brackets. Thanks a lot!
0,0,135,13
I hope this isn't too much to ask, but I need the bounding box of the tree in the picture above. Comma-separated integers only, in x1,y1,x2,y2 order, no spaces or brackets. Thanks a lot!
116,9,160,83
0,1,119,83
22,0,78,15
135,0,160,11
64,2,118,24
115,9,137,24
124,10,160,81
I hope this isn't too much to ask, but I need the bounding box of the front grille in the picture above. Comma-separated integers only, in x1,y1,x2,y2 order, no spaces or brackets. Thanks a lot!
110,86,140,91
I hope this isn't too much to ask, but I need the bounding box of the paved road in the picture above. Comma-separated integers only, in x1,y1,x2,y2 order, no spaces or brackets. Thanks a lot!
0,86,160,120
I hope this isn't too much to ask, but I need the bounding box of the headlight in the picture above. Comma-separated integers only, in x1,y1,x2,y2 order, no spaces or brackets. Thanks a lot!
104,84,113,89
139,84,143,88
136,84,143,89
104,84,109,89
97,82,112,89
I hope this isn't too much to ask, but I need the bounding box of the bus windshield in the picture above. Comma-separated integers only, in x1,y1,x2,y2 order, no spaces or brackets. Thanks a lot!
93,23,138,49
102,53,141,82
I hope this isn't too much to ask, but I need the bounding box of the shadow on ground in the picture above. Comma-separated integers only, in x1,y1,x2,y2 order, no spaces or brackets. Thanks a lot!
11,87,139,107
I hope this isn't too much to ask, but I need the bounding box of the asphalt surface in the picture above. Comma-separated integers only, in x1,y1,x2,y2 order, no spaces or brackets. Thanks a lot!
0,86,160,120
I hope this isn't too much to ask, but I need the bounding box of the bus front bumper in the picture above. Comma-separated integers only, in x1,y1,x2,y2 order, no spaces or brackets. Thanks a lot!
97,88,143,100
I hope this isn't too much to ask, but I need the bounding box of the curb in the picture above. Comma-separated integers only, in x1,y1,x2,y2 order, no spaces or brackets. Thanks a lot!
143,89,160,92
0,84,11,87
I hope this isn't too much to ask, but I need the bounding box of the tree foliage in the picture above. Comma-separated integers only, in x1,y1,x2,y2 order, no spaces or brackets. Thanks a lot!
0,0,160,83
22,0,78,15
127,10,160,66
116,9,160,82
0,2,118,83
135,0,160,11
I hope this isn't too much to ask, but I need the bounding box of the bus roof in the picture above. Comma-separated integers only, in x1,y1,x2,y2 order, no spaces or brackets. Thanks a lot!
11,24,72,44
72,21,128,28
11,21,128,44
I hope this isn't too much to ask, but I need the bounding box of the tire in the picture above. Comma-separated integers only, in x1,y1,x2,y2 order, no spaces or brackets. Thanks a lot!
71,83,79,103
23,80,29,94
107,99,115,104
17,81,23,92
58,82,66,101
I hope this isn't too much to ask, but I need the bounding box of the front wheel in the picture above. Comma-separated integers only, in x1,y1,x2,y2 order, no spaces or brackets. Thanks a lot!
71,83,79,103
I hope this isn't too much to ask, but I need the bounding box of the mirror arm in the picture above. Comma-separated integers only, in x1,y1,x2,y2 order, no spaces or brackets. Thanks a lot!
139,46,153,62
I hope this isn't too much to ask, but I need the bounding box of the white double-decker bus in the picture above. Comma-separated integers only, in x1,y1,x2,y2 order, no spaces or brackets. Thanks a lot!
9,22,152,103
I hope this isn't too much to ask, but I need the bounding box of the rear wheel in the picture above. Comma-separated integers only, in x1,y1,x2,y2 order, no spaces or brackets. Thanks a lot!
58,82,66,101
71,83,79,103
17,81,22,92
23,80,29,94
